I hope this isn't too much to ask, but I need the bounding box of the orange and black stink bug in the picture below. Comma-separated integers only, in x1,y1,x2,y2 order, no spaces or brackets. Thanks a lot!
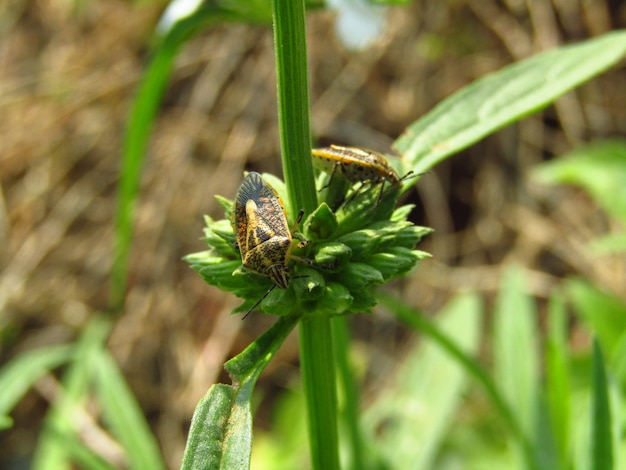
232,172,310,316
312,145,412,204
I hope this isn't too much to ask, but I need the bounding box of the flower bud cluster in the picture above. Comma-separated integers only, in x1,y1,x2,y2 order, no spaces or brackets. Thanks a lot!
185,174,431,317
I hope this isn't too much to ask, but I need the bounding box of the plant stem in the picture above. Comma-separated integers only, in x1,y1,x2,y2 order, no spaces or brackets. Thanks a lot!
272,1,340,469
333,316,366,469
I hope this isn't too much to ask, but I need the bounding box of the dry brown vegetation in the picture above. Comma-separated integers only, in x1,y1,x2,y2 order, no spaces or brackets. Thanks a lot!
1,0,624,467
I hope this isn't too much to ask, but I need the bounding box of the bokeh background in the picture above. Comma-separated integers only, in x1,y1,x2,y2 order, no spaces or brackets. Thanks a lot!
1,0,625,467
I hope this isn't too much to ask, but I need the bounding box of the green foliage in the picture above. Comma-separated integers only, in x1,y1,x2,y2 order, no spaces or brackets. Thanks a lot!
181,315,299,470
0,345,74,430
590,340,613,470
534,139,626,254
364,293,482,469
186,26,626,470
29,318,166,470
3,0,625,468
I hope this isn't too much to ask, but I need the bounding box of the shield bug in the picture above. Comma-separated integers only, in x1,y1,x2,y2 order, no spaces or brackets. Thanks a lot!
232,172,310,316
312,145,412,205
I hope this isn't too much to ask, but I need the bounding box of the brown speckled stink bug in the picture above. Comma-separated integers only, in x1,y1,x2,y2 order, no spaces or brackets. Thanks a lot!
232,172,310,316
312,145,413,204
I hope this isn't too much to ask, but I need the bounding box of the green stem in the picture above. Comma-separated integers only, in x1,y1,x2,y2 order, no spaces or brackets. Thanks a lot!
333,316,366,470
271,1,339,469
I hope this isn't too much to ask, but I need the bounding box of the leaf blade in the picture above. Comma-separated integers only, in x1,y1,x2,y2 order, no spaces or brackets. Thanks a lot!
394,31,626,177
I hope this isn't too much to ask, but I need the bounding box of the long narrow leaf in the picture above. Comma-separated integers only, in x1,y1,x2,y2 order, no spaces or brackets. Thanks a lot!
33,316,112,470
545,292,571,467
94,350,166,470
493,266,539,467
590,339,613,470
0,345,74,429
381,291,527,453
566,278,626,356
365,292,481,468
394,31,626,178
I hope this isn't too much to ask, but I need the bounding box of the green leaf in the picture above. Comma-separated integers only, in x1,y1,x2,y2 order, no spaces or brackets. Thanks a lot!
588,232,626,255
182,315,300,469
364,293,481,468
533,139,626,225
545,292,571,465
382,291,529,460
182,384,243,470
0,345,74,430
394,31,626,178
611,331,626,389
33,316,112,470
94,350,166,470
41,427,117,470
493,267,539,461
566,278,626,356
590,339,613,470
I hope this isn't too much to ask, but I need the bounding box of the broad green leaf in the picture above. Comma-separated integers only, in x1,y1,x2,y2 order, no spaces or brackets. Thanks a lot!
394,31,626,179
590,340,613,470
566,278,626,356
534,139,626,225
0,345,74,429
365,293,481,468
33,316,112,470
493,267,539,463
94,350,166,470
181,314,299,470
182,384,238,470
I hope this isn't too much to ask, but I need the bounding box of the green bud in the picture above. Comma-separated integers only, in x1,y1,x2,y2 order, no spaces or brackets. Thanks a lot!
367,247,421,280
394,225,434,249
337,263,384,291
368,220,412,248
391,204,414,222
292,267,326,301
336,229,378,259
214,195,234,216
348,291,378,314
261,286,296,316
202,218,237,258
306,282,353,317
304,202,338,241
313,242,352,271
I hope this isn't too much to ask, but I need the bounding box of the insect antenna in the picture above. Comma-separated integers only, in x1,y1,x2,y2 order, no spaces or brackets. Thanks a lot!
241,274,309,320
242,284,278,320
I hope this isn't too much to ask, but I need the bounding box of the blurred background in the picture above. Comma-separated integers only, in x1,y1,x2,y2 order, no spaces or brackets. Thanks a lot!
1,0,625,468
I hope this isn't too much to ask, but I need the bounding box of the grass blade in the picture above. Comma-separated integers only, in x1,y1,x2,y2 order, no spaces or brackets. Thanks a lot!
365,292,481,468
33,316,111,470
493,266,539,466
94,350,166,470
0,345,74,429
545,292,571,466
590,339,613,470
